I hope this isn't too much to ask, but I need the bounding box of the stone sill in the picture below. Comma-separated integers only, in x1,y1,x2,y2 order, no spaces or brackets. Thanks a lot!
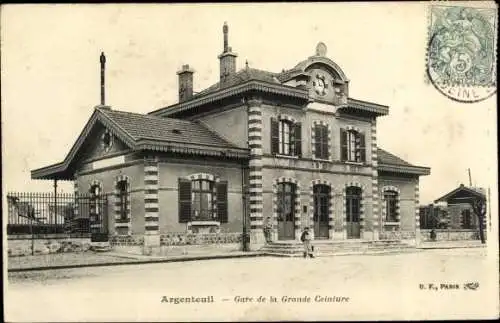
274,154,299,160
190,221,220,226
344,161,365,166
384,222,400,226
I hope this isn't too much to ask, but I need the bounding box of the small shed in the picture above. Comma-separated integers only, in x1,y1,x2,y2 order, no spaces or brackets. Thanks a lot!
434,184,486,230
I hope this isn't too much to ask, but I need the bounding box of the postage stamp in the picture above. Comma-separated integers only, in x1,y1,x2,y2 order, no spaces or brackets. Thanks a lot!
427,4,498,103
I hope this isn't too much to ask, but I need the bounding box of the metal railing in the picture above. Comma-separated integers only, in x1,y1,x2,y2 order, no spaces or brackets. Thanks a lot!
7,192,109,237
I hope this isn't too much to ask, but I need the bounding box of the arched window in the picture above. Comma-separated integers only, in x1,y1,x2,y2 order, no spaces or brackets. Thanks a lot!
384,190,398,222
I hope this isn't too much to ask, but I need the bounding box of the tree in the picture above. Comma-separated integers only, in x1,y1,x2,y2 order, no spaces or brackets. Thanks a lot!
469,196,487,244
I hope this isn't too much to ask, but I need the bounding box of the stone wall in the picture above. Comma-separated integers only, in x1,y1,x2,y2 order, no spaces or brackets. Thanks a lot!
420,229,483,241
160,232,242,246
379,231,415,240
110,234,144,246
109,232,243,247
8,236,91,257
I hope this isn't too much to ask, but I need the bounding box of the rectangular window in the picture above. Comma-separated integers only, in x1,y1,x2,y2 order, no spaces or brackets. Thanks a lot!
118,181,128,220
341,129,366,162
314,124,329,159
191,179,214,221
279,121,291,155
384,191,398,222
347,131,357,161
273,119,302,157
462,209,472,229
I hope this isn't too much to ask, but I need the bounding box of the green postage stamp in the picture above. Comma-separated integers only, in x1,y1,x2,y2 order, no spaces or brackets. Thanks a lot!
427,4,497,102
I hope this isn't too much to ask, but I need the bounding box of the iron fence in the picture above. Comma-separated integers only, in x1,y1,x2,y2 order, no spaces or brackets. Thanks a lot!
7,192,109,237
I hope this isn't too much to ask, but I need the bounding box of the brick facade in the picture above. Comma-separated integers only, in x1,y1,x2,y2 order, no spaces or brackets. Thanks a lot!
32,27,430,251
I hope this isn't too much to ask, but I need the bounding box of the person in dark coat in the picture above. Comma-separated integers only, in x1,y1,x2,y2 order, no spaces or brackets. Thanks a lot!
300,227,314,258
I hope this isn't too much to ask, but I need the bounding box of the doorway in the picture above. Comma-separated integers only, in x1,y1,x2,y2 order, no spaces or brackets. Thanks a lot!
313,184,330,239
346,186,361,239
277,182,296,240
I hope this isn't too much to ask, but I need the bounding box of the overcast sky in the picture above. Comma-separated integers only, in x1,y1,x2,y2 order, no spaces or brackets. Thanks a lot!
1,3,497,205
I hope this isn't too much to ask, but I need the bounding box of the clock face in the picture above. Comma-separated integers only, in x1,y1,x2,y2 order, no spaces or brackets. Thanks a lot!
313,74,328,96
314,78,325,93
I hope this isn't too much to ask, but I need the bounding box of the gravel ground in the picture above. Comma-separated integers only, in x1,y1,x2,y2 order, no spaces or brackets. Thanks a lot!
5,248,498,321
7,252,141,270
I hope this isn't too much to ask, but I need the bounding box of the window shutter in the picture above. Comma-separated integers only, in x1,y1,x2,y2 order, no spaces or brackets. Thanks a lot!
314,125,322,158
271,118,279,154
294,122,302,157
217,181,228,223
178,178,191,223
321,126,329,159
340,128,347,161
358,132,366,162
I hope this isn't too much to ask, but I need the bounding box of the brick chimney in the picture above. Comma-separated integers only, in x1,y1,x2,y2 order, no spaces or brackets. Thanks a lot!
218,22,237,83
177,64,194,102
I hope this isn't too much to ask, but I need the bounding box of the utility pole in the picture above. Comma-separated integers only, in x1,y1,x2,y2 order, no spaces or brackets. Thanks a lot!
468,168,472,187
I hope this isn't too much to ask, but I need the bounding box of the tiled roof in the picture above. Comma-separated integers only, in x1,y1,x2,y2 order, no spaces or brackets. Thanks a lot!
196,67,281,96
377,147,430,176
434,184,486,203
377,148,414,167
100,109,238,148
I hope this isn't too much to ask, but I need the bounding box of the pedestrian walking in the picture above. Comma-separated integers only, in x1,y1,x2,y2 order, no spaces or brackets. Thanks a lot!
300,227,314,258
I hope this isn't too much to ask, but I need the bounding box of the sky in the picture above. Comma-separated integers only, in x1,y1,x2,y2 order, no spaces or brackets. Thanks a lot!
1,3,497,205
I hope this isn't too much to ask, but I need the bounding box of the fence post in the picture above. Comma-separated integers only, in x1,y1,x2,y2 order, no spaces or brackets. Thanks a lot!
30,208,35,256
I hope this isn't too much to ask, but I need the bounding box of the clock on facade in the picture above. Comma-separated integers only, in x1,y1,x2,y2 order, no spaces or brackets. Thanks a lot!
101,130,113,152
313,74,328,96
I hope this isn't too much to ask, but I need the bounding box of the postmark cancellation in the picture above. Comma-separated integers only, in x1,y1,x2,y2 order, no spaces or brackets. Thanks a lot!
426,4,497,103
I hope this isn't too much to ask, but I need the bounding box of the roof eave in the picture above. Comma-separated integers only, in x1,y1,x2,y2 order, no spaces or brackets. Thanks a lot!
434,186,486,203
136,140,250,159
31,163,74,180
340,98,390,116
149,80,309,117
378,163,431,176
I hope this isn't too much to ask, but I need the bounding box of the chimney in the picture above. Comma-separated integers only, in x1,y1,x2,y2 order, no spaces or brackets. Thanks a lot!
177,64,194,102
218,22,237,83
100,52,106,105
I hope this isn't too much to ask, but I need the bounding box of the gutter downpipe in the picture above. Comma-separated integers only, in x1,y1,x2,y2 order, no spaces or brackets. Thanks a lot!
241,163,250,252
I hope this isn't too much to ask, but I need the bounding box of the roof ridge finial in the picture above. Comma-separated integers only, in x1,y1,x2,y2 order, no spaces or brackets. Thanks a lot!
245,59,249,69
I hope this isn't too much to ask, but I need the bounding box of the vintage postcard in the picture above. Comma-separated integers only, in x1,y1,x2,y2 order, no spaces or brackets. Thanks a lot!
2,2,498,322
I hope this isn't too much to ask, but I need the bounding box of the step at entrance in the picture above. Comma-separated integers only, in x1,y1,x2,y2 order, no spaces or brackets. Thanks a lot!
260,240,416,257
